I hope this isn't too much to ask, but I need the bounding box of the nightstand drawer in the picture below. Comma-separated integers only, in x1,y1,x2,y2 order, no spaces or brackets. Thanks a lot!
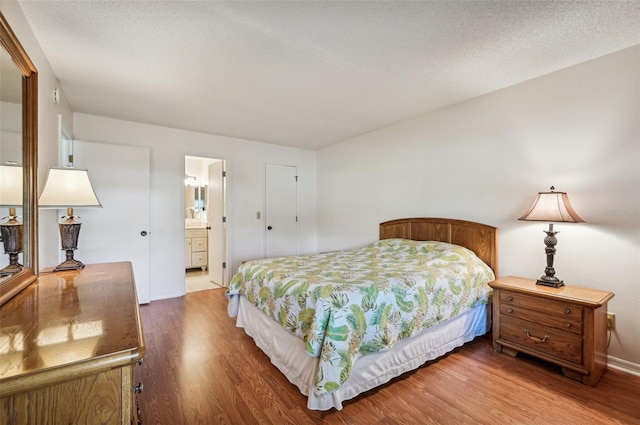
499,304,583,335
499,291,583,321
500,315,583,365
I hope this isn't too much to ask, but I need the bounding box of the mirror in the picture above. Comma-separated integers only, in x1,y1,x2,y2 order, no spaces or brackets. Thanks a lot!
185,184,207,219
0,12,38,305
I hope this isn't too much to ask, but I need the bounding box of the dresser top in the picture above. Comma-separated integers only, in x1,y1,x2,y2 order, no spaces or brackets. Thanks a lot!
489,276,614,307
0,262,145,394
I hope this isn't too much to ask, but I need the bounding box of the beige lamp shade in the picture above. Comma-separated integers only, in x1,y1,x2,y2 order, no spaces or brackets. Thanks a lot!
518,188,584,223
39,168,102,208
0,165,23,206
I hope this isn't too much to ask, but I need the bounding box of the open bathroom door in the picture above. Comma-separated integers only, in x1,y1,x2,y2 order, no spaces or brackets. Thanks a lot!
207,160,226,286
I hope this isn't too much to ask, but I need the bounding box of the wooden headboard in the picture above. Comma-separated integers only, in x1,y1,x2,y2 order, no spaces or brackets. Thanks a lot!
380,217,499,277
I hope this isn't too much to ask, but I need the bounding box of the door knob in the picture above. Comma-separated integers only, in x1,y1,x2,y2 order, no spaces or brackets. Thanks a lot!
140,230,148,236
267,226,273,230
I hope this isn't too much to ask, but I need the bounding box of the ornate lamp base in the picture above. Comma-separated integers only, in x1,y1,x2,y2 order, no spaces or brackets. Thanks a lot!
54,215,85,272
1,210,24,276
536,275,564,288
0,257,23,276
535,223,564,288
54,250,85,271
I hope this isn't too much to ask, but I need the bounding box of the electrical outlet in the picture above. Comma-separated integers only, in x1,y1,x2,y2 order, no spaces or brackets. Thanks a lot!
607,313,615,330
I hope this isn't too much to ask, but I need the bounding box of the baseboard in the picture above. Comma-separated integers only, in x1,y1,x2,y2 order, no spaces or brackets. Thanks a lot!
608,355,640,377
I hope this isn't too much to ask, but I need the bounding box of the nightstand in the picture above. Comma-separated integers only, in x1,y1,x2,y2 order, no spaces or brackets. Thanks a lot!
489,276,614,386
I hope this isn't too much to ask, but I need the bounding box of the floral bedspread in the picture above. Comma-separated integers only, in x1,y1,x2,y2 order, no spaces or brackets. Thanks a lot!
226,238,494,397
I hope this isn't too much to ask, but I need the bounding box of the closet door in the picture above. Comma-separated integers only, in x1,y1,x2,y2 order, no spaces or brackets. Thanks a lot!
265,164,298,258
73,141,151,303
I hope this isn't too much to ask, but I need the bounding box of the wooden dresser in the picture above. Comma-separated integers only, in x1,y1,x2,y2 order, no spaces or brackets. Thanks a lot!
490,276,614,386
0,262,146,425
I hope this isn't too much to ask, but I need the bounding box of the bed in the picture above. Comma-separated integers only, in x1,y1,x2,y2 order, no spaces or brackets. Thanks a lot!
226,217,499,411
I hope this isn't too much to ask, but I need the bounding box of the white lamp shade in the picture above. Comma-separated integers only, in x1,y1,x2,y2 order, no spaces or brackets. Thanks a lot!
38,168,102,208
518,190,584,223
0,165,23,206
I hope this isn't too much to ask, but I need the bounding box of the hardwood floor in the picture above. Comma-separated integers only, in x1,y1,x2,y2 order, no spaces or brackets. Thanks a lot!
137,289,640,425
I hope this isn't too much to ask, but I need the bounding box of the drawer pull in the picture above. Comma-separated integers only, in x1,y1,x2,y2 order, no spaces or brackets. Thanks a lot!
133,382,144,393
564,322,572,328
506,296,514,301
524,329,550,343
506,308,514,313
564,308,571,314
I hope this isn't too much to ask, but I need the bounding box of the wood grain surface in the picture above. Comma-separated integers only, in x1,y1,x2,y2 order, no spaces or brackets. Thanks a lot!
1,262,145,424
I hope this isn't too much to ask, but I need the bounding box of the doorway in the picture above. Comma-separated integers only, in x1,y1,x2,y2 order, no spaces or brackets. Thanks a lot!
184,155,227,293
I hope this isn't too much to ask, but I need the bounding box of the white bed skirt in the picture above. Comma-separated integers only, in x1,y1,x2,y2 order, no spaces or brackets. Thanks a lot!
236,297,488,411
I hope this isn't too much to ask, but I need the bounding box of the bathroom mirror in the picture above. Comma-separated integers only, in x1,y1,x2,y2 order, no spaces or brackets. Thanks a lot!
0,12,38,305
185,184,207,219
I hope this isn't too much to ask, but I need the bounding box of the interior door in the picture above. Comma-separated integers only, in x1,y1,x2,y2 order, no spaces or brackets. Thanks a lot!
265,164,298,258
72,141,151,303
207,160,226,286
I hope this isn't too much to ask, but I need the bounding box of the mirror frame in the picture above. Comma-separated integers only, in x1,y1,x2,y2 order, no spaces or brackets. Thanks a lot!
0,12,38,306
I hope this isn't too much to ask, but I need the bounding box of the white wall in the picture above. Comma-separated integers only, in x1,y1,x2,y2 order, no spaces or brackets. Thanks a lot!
0,0,74,270
317,46,640,367
72,113,317,300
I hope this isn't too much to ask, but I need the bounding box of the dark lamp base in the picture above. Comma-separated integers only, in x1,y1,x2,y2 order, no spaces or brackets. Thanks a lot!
54,258,85,271
0,262,23,276
536,276,564,288
54,248,86,271
54,220,85,272
0,251,23,276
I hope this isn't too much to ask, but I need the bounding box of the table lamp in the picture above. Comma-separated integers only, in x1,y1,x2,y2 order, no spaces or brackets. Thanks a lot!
38,168,102,271
518,186,584,287
0,165,24,276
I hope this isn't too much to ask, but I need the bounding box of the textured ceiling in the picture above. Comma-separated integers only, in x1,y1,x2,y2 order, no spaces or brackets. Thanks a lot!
17,1,640,150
